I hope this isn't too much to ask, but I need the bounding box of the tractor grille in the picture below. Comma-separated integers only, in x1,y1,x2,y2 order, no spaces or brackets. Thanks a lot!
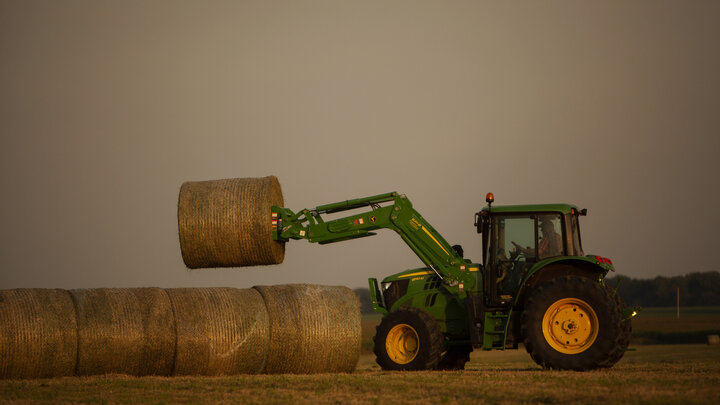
383,280,409,310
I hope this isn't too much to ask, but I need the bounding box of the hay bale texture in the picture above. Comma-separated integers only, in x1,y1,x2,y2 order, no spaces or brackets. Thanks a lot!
177,176,285,268
166,287,269,375
71,288,175,376
1,285,361,378
254,284,361,374
0,289,77,379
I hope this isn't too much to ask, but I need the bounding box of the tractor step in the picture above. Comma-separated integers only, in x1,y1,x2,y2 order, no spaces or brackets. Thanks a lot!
482,311,510,350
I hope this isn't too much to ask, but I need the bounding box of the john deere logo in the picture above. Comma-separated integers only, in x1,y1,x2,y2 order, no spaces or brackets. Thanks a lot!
370,216,376,223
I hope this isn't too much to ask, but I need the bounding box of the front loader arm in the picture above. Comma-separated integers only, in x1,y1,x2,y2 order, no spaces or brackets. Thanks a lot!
271,192,476,293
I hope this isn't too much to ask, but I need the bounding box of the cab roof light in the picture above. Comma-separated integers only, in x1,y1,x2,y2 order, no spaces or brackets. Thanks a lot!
485,192,495,210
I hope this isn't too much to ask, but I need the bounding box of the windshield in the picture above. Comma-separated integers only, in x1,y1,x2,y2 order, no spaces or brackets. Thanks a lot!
494,214,564,261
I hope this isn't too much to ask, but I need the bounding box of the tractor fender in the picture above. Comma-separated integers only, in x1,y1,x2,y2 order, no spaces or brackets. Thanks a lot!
513,255,612,308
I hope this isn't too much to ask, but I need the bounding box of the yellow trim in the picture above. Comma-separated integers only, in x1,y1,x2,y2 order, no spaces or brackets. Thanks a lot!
421,226,450,256
398,271,433,278
469,267,478,272
542,298,599,354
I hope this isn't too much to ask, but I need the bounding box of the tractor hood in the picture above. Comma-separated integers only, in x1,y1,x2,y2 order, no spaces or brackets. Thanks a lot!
381,267,436,283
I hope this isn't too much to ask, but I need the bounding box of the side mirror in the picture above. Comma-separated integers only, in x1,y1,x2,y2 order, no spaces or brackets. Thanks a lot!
474,212,482,233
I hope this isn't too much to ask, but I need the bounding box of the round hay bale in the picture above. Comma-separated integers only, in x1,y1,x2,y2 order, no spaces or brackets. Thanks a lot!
177,176,285,268
72,288,175,376
166,287,269,375
254,284,361,374
130,288,175,375
0,289,77,379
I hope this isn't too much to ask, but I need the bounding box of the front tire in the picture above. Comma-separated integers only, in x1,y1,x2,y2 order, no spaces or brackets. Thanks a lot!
374,307,443,370
521,276,624,370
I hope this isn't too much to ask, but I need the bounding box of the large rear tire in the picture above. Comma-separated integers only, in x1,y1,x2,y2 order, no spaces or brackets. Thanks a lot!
374,308,443,371
599,285,632,368
521,276,625,370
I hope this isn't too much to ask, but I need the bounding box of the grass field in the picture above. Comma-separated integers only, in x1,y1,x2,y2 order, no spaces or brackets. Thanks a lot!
1,345,718,404
1,308,719,404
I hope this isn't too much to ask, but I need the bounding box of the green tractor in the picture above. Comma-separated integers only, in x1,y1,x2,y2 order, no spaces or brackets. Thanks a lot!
272,191,635,371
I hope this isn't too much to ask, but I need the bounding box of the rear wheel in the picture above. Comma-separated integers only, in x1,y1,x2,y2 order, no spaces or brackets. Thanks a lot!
521,276,625,370
374,307,443,370
599,285,632,368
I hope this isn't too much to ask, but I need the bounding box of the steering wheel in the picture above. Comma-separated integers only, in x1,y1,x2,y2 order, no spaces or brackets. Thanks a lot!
510,241,528,260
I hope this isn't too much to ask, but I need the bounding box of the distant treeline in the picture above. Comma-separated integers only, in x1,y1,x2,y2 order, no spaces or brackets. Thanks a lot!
605,271,720,307
353,288,374,315
353,271,720,313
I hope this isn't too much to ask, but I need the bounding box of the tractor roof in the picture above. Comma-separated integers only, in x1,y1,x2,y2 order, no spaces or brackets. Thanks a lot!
481,203,579,215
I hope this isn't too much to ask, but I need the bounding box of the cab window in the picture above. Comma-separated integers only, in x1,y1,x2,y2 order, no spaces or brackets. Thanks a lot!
536,214,563,259
494,216,535,262
492,215,536,294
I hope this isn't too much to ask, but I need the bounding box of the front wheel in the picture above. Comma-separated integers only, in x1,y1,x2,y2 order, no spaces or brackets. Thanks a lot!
374,307,443,370
521,276,625,370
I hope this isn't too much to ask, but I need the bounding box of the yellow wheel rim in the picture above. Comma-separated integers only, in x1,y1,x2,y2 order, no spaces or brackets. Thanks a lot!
542,298,599,354
386,324,419,364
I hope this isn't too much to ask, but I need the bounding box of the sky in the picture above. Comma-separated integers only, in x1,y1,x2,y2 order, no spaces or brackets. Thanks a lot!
1,0,719,290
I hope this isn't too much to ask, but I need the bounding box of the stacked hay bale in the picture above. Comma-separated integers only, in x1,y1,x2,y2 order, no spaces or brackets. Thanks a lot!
0,289,77,379
166,287,269,375
177,176,285,268
254,284,361,374
71,288,175,376
0,285,360,378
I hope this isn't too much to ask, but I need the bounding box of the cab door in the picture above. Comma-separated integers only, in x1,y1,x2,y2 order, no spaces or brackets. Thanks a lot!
486,213,566,306
487,215,537,306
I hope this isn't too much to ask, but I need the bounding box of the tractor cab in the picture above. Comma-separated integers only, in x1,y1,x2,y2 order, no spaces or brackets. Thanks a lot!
475,194,587,307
